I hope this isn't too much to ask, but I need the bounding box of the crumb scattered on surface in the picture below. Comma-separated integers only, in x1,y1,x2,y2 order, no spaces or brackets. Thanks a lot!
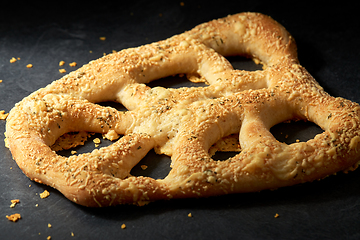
121,224,126,229
6,213,21,222
10,199,20,208
93,137,101,147
10,57,17,63
47,236,51,240
71,232,74,237
40,190,50,199
141,165,148,170
69,62,77,67
99,37,106,41
48,223,52,228
26,64,33,68
59,61,65,66
71,150,77,155
274,213,279,218
180,2,185,6
188,213,192,217
59,69,66,73
0,110,9,120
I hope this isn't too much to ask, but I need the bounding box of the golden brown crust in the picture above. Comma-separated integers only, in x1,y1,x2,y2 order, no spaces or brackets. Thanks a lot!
5,12,360,207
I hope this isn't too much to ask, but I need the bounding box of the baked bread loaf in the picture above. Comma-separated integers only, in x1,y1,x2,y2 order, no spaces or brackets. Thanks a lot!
6,12,360,207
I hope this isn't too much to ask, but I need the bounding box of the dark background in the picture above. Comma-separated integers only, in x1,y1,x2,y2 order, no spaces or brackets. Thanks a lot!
0,1,359,239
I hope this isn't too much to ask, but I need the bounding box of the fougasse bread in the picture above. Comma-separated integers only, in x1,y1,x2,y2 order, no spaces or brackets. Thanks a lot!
5,12,360,207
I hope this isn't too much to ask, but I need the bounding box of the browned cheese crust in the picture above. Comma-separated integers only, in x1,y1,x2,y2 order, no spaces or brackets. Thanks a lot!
6,12,360,207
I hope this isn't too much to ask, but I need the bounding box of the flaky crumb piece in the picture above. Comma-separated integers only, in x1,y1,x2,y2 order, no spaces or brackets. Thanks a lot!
10,57,17,63
26,64,33,68
188,213,192,217
47,236,51,240
59,69,66,73
274,213,279,218
99,37,106,41
93,138,101,147
69,62,77,67
141,165,148,170
121,223,126,229
6,213,21,222
10,199,20,208
48,223,52,228
0,110,9,120
40,190,50,199
71,232,75,237
59,61,65,66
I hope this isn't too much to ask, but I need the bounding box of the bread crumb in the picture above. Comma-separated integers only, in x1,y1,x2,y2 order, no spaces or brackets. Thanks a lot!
71,232,75,237
48,223,52,228
296,139,300,143
180,2,185,6
6,213,21,222
99,37,106,41
59,61,65,66
10,199,20,208
35,204,39,207
93,138,101,147
141,165,148,170
40,190,50,199
71,150,77,155
59,69,66,73
0,80,3,83
10,57,17,63
47,236,51,240
274,213,279,218
0,110,9,120
121,223,126,229
26,64,33,68
188,213,192,217
69,62,77,67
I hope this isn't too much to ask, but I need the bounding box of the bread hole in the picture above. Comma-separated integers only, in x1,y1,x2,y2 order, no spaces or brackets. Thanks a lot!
97,101,128,111
54,132,115,157
226,55,263,71
270,120,324,144
130,149,171,179
209,133,241,161
53,101,128,157
147,73,208,89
